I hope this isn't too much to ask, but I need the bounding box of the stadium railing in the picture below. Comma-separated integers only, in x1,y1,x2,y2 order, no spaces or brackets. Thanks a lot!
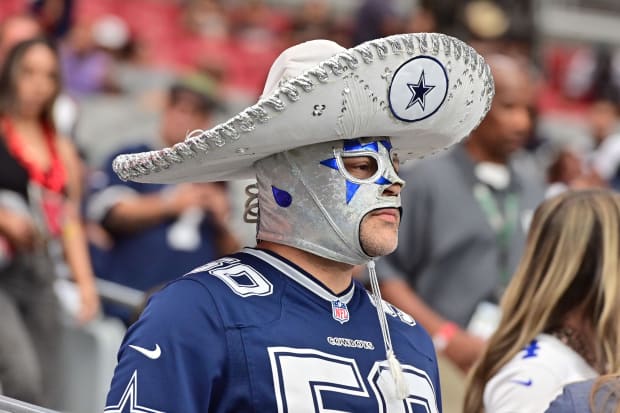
0,395,60,413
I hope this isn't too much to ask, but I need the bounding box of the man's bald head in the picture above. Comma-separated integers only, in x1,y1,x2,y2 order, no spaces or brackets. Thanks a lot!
485,54,532,98
466,54,532,164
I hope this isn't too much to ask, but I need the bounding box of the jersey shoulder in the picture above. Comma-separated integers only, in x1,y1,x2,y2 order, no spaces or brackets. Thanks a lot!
499,334,595,377
484,334,597,412
179,249,287,328
359,288,436,362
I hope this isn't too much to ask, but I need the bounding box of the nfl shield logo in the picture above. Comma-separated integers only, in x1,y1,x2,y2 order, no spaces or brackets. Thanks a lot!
332,300,349,324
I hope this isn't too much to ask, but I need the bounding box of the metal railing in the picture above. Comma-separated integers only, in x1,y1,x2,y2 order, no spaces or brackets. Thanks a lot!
95,278,146,311
0,395,60,413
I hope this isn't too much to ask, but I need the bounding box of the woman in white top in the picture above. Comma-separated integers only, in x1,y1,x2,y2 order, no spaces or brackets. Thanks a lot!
464,189,620,413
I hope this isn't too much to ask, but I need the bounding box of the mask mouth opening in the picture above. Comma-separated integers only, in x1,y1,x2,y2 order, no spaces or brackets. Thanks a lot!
357,205,403,258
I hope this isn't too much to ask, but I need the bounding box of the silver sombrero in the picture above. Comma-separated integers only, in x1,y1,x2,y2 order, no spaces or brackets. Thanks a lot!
113,33,494,184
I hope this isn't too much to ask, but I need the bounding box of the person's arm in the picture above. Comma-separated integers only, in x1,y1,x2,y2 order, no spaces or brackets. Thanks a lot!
58,137,100,323
102,189,177,234
380,278,485,372
106,279,226,412
86,147,182,235
100,183,235,236
0,206,36,251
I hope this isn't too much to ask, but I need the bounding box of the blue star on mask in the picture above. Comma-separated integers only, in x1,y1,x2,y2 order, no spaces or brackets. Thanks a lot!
320,139,393,204
406,70,435,111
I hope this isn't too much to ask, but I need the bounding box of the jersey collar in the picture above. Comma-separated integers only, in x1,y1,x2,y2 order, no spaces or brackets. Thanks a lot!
243,247,355,304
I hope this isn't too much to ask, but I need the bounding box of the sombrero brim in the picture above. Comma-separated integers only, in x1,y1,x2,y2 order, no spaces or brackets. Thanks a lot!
113,33,494,184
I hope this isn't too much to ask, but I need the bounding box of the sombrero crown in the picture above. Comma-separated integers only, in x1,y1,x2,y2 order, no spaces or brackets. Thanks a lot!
113,33,494,183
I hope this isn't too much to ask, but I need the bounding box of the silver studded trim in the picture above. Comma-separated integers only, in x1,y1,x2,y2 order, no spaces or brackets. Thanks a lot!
370,40,389,59
430,35,440,56
235,113,256,133
402,35,415,55
440,34,451,57
113,33,494,181
323,58,346,76
279,84,301,101
418,33,429,54
307,67,329,83
339,51,359,69
386,37,403,55
356,45,374,64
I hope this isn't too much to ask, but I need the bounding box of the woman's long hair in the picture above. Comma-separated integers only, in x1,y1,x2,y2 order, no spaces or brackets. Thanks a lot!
0,37,61,124
464,189,620,413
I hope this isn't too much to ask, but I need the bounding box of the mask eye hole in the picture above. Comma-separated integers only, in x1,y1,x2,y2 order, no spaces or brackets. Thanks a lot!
342,155,378,180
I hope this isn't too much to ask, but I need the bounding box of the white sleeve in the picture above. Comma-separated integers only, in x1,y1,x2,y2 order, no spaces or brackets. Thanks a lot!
86,185,139,222
484,364,564,413
592,136,620,179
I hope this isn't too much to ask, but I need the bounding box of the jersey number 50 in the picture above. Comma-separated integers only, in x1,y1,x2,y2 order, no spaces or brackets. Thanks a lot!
268,347,439,413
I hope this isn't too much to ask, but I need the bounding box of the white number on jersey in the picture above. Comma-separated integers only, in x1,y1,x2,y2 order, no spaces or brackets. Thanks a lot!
268,347,438,413
188,257,273,297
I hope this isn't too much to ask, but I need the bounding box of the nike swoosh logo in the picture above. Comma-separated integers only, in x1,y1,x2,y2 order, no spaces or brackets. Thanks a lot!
129,344,161,360
511,379,533,387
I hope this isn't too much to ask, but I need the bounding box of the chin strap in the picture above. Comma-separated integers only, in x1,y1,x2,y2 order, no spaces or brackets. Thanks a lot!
367,260,408,400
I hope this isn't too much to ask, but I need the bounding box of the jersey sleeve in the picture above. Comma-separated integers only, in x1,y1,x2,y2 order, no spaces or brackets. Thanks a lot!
544,385,579,413
431,355,443,413
85,145,154,224
483,363,564,413
105,278,227,413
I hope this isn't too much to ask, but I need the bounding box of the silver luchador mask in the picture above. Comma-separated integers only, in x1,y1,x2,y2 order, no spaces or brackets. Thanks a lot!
255,137,404,265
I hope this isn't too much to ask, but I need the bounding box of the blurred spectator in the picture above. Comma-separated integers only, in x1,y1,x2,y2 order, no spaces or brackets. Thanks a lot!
86,77,240,324
587,98,619,147
465,189,620,412
546,146,605,197
29,0,74,39
225,0,290,97
591,137,620,190
0,14,42,63
587,99,620,189
404,6,437,34
91,14,131,56
546,98,618,196
59,21,115,98
352,0,402,46
0,37,99,407
421,0,464,36
377,54,545,374
0,15,79,140
183,0,229,39
228,0,289,43
290,0,336,44
559,45,620,108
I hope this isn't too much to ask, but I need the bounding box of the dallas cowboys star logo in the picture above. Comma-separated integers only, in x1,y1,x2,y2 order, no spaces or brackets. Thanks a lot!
406,70,435,111
104,370,165,413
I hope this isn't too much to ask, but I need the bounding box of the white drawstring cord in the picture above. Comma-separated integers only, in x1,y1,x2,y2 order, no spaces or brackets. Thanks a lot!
367,260,408,400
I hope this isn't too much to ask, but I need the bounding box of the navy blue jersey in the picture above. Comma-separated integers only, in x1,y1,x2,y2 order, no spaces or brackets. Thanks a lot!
87,143,219,292
105,248,441,412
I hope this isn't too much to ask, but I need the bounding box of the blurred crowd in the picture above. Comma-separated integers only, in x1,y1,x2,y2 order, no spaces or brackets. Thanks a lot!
1,0,620,411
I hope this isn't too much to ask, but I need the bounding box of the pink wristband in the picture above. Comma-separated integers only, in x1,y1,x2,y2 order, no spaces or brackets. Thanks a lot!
432,322,458,352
